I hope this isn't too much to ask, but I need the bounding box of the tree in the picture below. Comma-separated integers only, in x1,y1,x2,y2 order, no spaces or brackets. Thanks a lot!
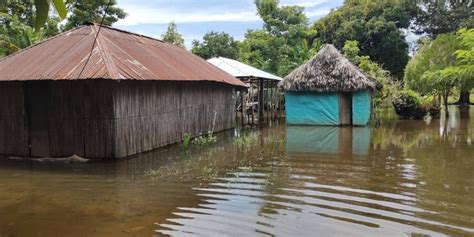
62,0,126,31
161,21,185,48
191,31,239,59
440,28,474,105
312,0,414,79
411,1,474,104
412,0,474,37
0,1,60,57
0,0,66,30
405,34,463,108
342,40,395,108
239,0,317,76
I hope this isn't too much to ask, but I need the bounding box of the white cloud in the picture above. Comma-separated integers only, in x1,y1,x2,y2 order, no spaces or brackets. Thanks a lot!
116,5,259,26
280,0,330,8
116,0,335,26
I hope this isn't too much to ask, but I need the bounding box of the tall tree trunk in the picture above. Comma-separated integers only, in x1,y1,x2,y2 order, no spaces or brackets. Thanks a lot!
456,89,471,105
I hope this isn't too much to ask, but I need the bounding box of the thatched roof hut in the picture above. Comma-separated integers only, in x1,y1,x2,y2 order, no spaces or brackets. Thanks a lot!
279,44,378,92
279,44,377,126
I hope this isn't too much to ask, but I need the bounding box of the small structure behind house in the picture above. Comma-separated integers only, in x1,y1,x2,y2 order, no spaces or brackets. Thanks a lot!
279,44,379,126
0,23,245,159
208,57,282,124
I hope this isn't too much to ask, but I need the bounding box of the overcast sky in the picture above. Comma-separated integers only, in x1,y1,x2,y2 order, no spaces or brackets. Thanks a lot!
114,0,344,49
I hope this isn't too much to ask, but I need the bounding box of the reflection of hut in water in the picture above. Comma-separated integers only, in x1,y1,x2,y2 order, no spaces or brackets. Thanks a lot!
0,24,245,159
279,45,379,126
286,126,371,157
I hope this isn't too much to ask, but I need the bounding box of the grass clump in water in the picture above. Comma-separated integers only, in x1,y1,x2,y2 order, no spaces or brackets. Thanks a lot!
233,133,258,149
182,133,192,149
192,133,217,147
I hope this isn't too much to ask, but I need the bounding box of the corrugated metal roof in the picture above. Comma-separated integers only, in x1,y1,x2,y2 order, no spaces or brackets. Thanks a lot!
207,57,282,81
0,24,245,87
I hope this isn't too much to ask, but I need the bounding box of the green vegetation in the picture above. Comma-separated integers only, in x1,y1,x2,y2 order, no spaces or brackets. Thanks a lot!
312,0,414,79
192,133,217,147
0,1,60,56
0,0,126,57
405,34,462,108
192,31,239,59
233,133,258,149
411,0,474,37
392,89,439,119
161,21,185,48
182,133,192,149
238,0,317,76
61,0,126,31
342,40,395,106
405,29,474,110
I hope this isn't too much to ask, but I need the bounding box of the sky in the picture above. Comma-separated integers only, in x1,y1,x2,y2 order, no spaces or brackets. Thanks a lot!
113,0,344,49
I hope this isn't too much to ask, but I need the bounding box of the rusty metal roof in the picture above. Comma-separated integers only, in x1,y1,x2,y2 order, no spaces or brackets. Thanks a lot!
0,24,245,87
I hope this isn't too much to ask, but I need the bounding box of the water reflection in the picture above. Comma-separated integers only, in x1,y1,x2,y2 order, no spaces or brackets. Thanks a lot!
286,126,371,157
0,107,473,237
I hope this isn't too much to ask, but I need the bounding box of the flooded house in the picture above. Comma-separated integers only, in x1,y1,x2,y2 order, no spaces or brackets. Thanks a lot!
279,44,378,126
0,23,245,159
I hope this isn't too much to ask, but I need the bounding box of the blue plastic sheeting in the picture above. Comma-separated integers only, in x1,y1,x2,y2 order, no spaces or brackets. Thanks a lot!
285,92,339,125
286,126,339,155
286,126,371,157
352,90,371,126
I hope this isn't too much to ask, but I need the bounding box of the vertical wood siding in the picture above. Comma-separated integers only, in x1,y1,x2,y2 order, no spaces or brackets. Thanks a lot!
0,82,29,156
0,80,236,159
113,81,236,158
48,81,116,158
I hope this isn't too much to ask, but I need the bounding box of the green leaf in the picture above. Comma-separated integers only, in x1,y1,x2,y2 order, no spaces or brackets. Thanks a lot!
51,0,67,20
34,0,49,31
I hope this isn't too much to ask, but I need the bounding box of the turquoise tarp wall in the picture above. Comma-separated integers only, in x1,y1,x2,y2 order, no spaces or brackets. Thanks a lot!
352,90,371,126
285,92,339,125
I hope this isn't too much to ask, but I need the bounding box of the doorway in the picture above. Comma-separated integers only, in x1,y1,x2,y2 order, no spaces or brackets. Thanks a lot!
25,81,50,157
339,92,353,125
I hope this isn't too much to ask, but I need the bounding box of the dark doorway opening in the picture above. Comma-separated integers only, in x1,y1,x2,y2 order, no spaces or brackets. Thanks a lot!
25,81,50,157
339,92,353,125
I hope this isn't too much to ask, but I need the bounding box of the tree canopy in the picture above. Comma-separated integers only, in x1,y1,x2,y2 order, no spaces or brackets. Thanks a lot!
405,34,464,106
412,0,474,36
0,1,60,56
161,21,185,48
191,31,239,59
238,0,318,77
62,0,126,31
312,0,414,79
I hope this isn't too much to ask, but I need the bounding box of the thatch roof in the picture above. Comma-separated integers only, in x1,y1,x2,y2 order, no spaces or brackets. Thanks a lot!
279,44,378,92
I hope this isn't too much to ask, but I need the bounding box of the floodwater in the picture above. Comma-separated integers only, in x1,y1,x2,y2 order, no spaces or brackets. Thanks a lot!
0,107,473,237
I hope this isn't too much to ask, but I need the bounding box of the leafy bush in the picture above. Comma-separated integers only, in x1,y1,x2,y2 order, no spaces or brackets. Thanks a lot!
192,133,217,147
392,89,441,119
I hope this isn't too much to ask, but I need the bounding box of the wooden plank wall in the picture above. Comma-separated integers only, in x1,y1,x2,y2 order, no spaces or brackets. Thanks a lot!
48,80,116,158
0,82,29,156
1,80,236,159
113,81,236,158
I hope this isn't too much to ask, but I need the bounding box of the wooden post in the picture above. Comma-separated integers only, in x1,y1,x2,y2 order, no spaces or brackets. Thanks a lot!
240,91,245,126
259,79,264,122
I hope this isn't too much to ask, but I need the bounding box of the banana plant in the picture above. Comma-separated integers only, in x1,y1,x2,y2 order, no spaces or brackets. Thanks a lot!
33,0,68,30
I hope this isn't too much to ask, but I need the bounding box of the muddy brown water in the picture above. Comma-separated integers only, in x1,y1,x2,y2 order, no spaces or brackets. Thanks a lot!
0,107,473,237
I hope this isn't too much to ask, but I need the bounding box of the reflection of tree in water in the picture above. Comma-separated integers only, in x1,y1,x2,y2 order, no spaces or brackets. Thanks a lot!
370,106,474,235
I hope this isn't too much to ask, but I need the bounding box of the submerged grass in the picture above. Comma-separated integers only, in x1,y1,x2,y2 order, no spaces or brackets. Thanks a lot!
233,132,258,149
